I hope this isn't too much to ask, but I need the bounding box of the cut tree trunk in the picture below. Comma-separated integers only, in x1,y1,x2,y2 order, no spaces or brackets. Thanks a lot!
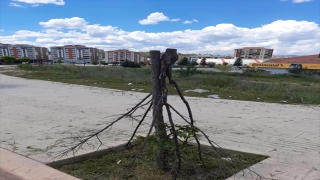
150,50,168,170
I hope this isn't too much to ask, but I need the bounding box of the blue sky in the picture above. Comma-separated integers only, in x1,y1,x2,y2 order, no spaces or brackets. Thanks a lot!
0,0,319,55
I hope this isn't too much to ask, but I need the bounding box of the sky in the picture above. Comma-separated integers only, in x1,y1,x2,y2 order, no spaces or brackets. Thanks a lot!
0,0,319,55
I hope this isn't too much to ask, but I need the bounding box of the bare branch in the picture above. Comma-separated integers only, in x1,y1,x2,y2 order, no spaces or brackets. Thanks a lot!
125,101,153,148
55,93,152,160
170,80,194,125
164,103,181,172
127,99,152,117
168,104,225,158
129,99,162,166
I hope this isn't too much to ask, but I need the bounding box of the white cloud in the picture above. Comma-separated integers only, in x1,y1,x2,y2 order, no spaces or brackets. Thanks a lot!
39,17,88,29
1,18,319,55
293,0,312,3
9,2,25,7
35,38,55,43
183,19,199,24
12,0,65,5
281,0,313,3
171,19,180,22
139,12,170,25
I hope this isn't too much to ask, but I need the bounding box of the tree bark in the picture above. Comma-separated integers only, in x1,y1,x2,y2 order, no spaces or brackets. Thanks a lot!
150,50,168,170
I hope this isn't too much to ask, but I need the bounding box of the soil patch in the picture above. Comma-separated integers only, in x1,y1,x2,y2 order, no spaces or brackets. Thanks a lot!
50,139,268,180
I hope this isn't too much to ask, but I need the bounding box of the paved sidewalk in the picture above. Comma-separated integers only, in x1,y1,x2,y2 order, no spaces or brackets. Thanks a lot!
0,148,79,180
0,74,319,180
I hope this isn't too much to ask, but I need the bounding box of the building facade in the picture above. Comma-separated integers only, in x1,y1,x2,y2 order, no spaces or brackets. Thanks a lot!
50,45,99,64
105,49,140,63
0,43,48,60
234,47,273,59
0,44,13,57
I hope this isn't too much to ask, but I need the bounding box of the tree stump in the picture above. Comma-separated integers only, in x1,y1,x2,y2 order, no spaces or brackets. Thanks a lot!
150,50,168,170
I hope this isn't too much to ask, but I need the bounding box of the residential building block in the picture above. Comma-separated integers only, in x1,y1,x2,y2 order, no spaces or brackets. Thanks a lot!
234,47,273,59
50,45,99,64
0,43,48,60
105,49,140,63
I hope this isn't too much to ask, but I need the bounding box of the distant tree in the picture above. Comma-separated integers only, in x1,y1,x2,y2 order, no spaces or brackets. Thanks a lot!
121,60,140,68
190,61,199,66
139,62,146,66
101,61,108,66
233,58,243,68
19,57,30,63
207,62,216,68
110,61,119,66
57,59,62,64
98,50,105,59
177,57,189,67
200,58,207,67
179,63,197,77
216,64,232,72
1,56,16,64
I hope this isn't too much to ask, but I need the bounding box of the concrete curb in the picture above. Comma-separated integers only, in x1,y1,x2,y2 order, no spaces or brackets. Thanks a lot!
0,148,79,180
46,141,139,167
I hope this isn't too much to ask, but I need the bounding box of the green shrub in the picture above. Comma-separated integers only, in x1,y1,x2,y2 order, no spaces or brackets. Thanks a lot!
19,57,30,63
17,64,33,71
92,62,98,65
121,60,140,68
207,62,216,68
287,68,319,76
190,61,199,66
243,68,270,74
178,63,197,77
1,56,16,64
177,57,189,66
101,61,108,65
216,64,232,72
110,61,120,65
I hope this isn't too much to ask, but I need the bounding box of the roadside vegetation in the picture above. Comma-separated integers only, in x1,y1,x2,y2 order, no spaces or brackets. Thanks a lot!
3,64,320,104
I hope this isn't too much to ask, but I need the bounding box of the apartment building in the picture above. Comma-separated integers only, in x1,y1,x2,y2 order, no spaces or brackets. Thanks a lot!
34,46,48,60
0,44,12,57
105,49,140,63
234,47,273,59
0,43,48,60
50,45,99,64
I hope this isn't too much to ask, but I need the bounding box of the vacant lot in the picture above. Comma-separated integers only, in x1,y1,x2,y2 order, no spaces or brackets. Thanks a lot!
4,64,320,104
1,72,319,180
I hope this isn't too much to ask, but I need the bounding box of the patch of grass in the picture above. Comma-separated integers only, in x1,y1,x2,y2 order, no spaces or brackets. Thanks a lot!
4,64,320,104
51,137,268,180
